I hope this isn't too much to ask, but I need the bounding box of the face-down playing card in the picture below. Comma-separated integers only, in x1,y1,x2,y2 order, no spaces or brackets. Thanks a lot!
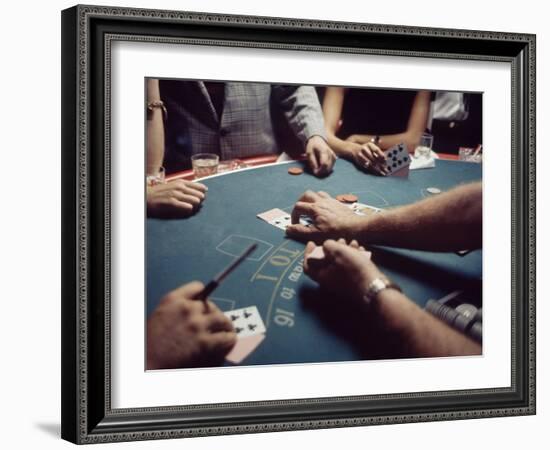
223,306,267,364
225,334,266,365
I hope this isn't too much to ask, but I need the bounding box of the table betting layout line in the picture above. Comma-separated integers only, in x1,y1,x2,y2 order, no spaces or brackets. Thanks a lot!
249,239,293,282
216,234,274,261
263,248,305,330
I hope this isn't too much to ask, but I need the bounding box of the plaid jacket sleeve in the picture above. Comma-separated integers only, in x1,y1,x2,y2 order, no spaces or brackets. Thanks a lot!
271,85,327,147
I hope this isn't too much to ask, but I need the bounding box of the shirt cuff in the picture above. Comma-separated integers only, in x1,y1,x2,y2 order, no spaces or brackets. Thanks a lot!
299,126,328,147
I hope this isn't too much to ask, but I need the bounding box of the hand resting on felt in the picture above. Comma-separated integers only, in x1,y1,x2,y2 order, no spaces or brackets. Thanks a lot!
305,135,337,177
147,179,207,219
288,182,482,252
286,190,363,243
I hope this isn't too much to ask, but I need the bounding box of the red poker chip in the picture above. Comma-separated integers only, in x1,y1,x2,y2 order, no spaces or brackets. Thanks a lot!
288,167,304,175
336,194,358,203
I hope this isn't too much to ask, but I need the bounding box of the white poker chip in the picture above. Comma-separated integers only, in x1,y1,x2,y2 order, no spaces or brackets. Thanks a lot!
427,187,442,194
456,303,478,320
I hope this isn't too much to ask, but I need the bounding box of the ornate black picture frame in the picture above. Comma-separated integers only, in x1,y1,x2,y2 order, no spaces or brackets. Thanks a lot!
61,4,536,444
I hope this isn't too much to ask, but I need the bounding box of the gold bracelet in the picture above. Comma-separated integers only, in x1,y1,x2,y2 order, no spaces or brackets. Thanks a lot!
147,100,167,120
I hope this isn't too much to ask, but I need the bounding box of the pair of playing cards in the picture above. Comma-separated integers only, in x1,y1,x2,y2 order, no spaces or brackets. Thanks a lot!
224,305,266,364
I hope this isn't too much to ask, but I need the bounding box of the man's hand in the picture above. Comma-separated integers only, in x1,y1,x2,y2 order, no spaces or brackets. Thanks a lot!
305,135,336,177
147,281,237,369
303,239,384,304
286,190,364,243
347,142,387,175
147,179,207,218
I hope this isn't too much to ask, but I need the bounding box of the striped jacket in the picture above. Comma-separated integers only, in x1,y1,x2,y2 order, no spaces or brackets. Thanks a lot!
159,80,326,173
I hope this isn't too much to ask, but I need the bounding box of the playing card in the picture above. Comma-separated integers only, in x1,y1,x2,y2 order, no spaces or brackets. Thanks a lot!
258,208,312,230
306,246,326,261
257,208,287,223
298,216,314,227
347,202,381,216
382,143,411,177
225,334,266,364
224,306,266,338
257,208,291,230
269,213,292,230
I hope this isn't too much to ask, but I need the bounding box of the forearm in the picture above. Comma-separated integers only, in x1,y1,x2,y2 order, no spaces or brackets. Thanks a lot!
353,182,482,251
374,289,481,357
146,79,165,175
273,85,326,148
322,87,350,157
349,131,422,152
326,132,356,159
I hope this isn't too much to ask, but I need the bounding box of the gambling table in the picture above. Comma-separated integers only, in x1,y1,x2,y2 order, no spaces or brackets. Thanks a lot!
147,158,482,366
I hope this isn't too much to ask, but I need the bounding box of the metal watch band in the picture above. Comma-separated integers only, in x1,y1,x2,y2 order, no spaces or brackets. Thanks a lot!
362,277,402,307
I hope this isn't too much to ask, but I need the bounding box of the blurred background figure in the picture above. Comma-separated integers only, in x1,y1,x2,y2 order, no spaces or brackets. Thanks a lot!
159,80,335,176
146,79,335,218
428,91,482,154
319,87,431,171
146,78,208,219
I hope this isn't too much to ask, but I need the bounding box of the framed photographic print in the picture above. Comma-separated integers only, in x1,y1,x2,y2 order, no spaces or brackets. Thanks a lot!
61,4,536,444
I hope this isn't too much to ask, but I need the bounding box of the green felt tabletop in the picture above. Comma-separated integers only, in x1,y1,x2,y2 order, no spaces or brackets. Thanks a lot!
147,158,482,366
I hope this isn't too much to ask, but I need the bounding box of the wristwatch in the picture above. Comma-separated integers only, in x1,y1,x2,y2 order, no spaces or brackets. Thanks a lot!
362,277,402,307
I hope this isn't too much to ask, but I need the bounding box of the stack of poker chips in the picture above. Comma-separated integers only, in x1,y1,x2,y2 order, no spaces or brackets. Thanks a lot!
425,290,482,343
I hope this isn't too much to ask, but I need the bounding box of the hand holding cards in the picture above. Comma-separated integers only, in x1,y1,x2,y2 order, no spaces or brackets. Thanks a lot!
197,244,268,365
147,281,238,370
303,240,381,306
306,243,372,264
380,143,411,177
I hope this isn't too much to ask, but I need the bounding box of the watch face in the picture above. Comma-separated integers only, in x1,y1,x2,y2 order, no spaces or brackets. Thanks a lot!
363,277,387,306
372,278,388,294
